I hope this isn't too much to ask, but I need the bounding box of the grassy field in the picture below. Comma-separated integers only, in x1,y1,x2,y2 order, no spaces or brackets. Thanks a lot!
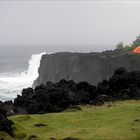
1,100,140,140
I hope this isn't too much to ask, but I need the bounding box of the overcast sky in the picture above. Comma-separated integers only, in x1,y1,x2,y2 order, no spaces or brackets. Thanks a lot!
0,0,140,52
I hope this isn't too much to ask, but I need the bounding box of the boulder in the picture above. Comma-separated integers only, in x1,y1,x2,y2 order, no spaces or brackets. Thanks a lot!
0,114,14,137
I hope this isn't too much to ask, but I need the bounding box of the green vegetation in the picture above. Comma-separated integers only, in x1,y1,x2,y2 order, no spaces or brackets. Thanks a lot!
1,100,140,140
116,35,140,51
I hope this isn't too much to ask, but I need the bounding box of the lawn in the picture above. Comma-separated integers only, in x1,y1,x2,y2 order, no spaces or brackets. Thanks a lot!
1,100,140,140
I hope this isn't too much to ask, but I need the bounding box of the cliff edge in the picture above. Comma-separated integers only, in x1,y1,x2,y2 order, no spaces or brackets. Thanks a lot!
33,50,140,87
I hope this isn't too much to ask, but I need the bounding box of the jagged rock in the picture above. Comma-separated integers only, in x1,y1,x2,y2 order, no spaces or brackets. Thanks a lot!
63,137,79,140
0,102,6,117
0,114,14,137
6,110,14,116
14,79,98,114
12,68,140,114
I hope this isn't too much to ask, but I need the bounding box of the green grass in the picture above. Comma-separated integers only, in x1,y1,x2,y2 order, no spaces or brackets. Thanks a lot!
1,100,140,140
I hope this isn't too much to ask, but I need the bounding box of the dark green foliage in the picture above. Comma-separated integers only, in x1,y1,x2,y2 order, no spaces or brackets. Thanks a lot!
116,35,140,52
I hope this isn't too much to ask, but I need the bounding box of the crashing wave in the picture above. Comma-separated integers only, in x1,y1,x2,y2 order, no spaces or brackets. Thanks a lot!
0,52,45,101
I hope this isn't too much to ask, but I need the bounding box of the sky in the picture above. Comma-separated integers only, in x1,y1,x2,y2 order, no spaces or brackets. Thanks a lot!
0,0,140,52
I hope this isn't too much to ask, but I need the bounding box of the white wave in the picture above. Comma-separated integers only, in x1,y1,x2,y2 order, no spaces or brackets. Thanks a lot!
0,52,46,101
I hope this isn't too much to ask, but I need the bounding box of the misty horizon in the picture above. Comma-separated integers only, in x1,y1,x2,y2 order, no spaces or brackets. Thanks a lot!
0,45,115,53
0,1,140,52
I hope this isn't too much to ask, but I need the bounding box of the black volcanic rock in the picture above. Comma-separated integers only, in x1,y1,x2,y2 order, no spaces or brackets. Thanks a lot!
63,137,79,140
0,114,14,137
0,102,14,136
14,80,99,114
0,105,14,137
98,67,140,100
13,68,140,114
33,51,140,87
0,102,6,117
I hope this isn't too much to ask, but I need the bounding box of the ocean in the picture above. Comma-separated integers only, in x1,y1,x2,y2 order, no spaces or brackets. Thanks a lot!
0,45,113,101
0,47,46,101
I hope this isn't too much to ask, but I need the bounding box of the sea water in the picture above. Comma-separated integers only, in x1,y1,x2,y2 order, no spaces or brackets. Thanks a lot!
0,48,45,101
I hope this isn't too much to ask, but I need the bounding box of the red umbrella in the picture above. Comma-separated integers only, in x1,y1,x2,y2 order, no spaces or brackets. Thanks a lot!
132,46,140,53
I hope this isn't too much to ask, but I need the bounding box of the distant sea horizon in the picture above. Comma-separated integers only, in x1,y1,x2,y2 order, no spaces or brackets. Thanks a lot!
0,45,115,101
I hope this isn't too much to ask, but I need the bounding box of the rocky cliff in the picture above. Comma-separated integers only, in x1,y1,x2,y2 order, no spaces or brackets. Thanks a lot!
33,50,140,86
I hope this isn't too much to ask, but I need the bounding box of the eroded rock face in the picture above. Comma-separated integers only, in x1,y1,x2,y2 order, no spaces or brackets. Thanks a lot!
33,51,140,87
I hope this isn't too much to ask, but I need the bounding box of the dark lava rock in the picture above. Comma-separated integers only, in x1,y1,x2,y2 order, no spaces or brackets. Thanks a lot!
50,138,56,140
14,79,99,114
34,123,47,127
0,103,6,117
63,137,79,140
134,119,140,122
11,67,140,114
98,67,140,100
6,110,14,116
28,135,38,140
0,102,14,136
68,105,81,110
0,114,14,137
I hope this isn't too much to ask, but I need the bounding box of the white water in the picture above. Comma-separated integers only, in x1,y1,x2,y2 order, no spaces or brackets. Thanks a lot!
0,52,45,101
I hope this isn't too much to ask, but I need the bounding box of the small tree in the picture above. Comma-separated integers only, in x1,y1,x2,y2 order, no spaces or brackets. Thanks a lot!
116,42,124,50
115,34,140,52
124,45,131,52
131,35,140,50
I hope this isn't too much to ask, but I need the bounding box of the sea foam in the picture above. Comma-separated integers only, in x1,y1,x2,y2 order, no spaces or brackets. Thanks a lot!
0,52,45,101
